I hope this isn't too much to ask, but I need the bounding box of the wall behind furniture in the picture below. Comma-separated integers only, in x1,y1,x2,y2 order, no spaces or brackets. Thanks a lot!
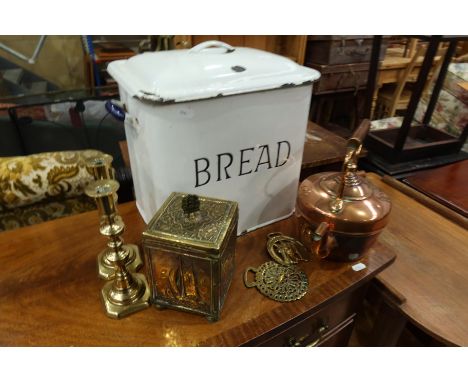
0,35,86,89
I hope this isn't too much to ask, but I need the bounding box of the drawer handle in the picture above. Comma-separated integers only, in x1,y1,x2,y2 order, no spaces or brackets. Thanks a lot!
288,324,328,347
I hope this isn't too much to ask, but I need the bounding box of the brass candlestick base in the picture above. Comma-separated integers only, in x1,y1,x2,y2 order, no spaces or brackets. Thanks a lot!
98,244,143,280
101,272,151,319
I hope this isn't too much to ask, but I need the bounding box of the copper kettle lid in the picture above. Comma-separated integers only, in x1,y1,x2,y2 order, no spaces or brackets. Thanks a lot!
297,120,391,235
318,168,373,201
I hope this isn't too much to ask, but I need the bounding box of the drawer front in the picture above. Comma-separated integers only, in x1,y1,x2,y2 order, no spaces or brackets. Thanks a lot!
255,287,365,347
317,315,355,346
315,70,369,94
306,39,388,65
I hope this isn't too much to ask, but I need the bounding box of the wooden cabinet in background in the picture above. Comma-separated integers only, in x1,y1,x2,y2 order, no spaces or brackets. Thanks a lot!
174,35,307,65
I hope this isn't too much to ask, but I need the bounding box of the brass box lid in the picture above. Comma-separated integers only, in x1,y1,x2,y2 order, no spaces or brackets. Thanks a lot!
142,192,238,256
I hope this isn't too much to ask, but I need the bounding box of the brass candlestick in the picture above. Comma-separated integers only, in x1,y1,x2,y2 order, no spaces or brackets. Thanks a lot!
85,179,150,318
85,156,143,280
85,153,115,180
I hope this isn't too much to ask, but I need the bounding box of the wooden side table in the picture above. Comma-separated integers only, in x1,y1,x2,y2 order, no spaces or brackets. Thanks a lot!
0,201,395,346
365,173,468,346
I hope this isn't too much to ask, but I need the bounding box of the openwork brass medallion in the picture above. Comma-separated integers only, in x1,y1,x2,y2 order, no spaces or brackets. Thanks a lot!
244,261,308,302
266,232,312,265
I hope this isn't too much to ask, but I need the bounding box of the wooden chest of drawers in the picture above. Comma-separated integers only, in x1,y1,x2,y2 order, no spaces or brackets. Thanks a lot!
306,62,370,95
305,36,387,66
245,285,366,347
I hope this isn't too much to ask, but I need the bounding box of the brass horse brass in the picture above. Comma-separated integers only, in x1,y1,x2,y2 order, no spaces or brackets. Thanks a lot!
244,261,308,302
266,232,312,265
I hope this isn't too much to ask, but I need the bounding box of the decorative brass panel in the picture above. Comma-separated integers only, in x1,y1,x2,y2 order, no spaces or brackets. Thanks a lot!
152,249,212,312
143,192,238,256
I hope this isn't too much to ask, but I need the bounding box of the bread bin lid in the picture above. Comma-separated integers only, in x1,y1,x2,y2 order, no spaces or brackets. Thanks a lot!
297,171,391,235
107,40,320,104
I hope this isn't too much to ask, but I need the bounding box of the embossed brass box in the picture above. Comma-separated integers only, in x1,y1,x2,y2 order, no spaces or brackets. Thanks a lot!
142,192,238,322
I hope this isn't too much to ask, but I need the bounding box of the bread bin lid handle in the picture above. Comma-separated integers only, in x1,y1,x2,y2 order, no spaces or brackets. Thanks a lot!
189,40,235,54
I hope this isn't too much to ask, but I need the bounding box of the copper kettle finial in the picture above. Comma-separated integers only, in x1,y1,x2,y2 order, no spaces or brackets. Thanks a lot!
330,119,370,213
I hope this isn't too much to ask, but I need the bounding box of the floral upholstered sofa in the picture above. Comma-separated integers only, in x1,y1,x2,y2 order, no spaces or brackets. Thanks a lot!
371,63,468,152
0,150,102,232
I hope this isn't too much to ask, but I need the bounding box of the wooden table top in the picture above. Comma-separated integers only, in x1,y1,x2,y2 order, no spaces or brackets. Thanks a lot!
302,122,348,169
302,122,367,170
368,173,468,346
381,54,443,70
380,55,413,69
0,200,395,346
402,160,468,218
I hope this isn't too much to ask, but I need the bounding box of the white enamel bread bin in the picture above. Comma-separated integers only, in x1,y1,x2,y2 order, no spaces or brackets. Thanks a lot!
108,40,320,234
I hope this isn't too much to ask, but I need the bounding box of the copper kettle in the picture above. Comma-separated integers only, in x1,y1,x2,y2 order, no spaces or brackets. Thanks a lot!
296,119,391,262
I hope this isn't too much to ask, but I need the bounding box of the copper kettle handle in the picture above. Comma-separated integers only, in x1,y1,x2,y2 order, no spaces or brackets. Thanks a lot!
330,119,371,213
303,222,331,259
346,118,371,161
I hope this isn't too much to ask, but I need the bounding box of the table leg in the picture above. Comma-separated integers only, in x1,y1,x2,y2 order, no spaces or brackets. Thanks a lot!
371,85,381,120
369,297,407,346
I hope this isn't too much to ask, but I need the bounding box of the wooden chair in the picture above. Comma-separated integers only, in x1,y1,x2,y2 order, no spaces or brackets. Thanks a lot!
422,46,449,97
376,44,448,118
404,38,418,58
375,45,426,118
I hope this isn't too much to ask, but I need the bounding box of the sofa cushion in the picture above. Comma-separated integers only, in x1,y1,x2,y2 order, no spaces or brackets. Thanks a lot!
0,149,102,210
